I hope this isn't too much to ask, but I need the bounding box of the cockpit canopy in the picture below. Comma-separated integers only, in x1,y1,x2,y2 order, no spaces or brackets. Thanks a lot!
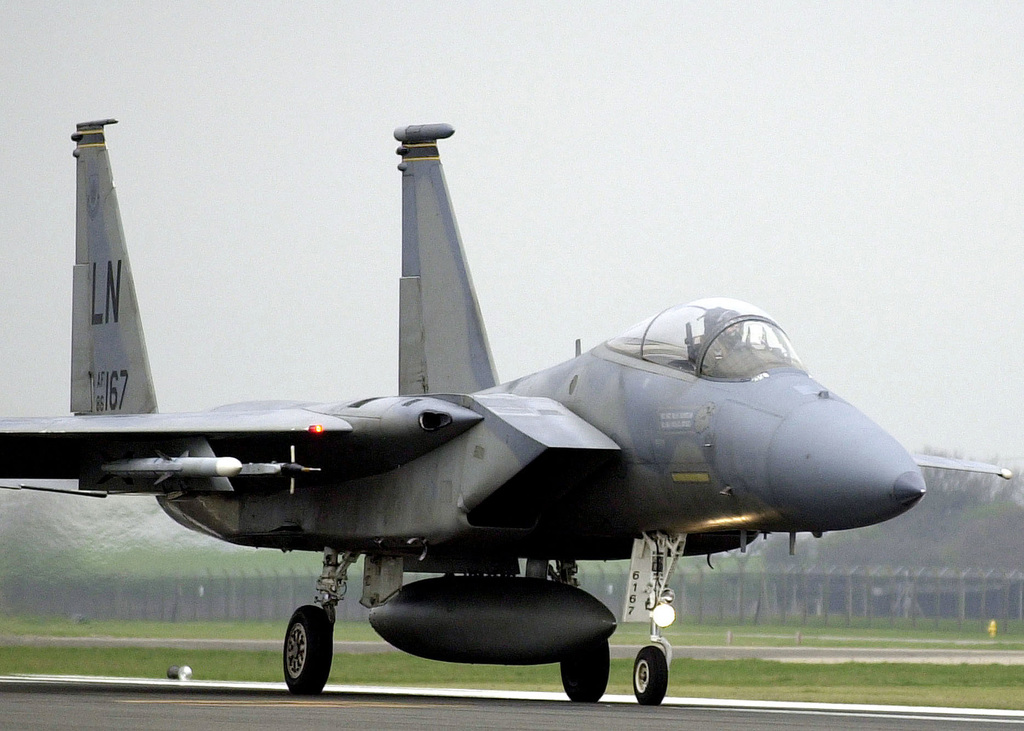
606,298,805,381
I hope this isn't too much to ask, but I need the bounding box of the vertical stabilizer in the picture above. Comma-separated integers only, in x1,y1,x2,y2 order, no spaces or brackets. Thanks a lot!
395,124,498,395
70,120,158,414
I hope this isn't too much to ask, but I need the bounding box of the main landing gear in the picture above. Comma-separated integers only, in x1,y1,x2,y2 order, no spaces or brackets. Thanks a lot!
283,548,356,695
560,638,610,702
533,558,611,703
283,604,333,694
626,532,685,706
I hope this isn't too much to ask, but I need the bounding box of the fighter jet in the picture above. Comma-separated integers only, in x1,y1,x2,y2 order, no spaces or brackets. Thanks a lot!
0,121,1011,705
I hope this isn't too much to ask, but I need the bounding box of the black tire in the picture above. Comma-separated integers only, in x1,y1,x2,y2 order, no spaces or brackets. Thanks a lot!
633,644,668,706
283,604,334,695
560,639,610,703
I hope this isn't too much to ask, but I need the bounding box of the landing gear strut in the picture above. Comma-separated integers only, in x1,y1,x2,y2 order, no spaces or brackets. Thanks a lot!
627,532,685,706
283,547,357,695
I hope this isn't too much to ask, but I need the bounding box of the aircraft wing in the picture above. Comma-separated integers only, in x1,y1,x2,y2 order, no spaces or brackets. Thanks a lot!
914,454,1013,480
0,408,353,495
0,479,107,497
0,409,352,437
0,394,621,524
0,397,487,495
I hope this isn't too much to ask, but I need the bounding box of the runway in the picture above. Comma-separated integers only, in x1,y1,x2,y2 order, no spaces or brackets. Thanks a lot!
2,675,1024,731
6,636,1024,664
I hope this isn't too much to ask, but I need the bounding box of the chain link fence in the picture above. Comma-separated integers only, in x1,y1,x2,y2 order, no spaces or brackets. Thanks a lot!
3,562,1023,632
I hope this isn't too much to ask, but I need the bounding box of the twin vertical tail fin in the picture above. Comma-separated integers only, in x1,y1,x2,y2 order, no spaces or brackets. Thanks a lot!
70,120,158,415
68,121,488,412
395,124,499,396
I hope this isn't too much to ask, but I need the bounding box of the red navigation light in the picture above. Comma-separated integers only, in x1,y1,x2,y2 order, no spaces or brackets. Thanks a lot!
308,424,324,435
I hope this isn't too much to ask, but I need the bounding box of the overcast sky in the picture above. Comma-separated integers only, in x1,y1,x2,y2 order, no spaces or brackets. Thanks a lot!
2,2,1021,467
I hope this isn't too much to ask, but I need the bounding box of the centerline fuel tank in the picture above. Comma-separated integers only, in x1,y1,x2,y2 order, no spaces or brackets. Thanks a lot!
368,576,616,664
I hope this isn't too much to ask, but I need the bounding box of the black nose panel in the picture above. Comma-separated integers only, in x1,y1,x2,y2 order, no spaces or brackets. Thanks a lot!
892,470,927,506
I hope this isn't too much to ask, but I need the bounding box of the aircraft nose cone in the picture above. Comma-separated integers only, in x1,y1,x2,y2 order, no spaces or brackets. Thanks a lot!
892,470,927,507
766,397,922,531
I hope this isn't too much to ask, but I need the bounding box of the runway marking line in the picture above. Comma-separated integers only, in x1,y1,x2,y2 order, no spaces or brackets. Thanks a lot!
118,699,456,709
7,675,1024,722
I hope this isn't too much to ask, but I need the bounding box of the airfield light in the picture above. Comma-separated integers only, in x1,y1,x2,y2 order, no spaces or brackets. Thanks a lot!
652,602,676,628
308,424,324,435
167,664,193,681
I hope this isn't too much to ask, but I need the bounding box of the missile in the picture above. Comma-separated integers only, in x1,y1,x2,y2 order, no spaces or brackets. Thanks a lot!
102,456,243,480
101,455,322,484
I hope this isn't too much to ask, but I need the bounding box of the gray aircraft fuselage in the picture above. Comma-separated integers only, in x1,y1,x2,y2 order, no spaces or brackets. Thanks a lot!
503,346,921,540
157,332,922,564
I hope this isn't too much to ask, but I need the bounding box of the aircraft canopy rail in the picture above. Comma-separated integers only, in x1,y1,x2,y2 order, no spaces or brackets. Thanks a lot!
607,298,806,381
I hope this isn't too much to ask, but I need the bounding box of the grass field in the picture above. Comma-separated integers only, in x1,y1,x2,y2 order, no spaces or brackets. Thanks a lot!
4,614,1024,709
1,646,1023,709
3,614,1022,649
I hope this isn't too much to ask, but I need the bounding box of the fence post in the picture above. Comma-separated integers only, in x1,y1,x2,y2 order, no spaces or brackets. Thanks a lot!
981,570,991,625
801,568,808,626
1003,571,1011,632
718,568,725,623
737,559,746,624
845,569,854,628
956,570,964,631
910,569,921,629
779,568,788,626
696,565,704,625
822,569,831,627
890,569,900,628
754,565,766,625
1018,573,1023,627
864,568,872,629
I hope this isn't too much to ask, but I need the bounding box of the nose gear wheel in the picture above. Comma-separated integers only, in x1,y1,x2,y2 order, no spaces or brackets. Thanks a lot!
633,644,669,705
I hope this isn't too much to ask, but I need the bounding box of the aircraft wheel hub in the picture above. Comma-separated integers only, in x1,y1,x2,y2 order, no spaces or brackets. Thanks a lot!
634,658,650,693
285,623,308,678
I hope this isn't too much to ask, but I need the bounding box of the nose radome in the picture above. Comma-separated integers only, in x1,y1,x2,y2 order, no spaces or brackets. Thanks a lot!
892,470,927,507
766,398,922,531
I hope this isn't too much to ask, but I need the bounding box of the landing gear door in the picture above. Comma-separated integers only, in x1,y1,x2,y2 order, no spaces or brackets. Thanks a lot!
622,537,654,622
361,555,403,608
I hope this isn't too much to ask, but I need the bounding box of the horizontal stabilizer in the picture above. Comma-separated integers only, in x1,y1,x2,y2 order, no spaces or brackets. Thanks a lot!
914,454,1013,480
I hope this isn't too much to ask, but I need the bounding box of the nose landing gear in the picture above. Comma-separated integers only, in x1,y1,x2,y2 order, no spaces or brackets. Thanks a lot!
624,532,686,705
633,644,669,706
